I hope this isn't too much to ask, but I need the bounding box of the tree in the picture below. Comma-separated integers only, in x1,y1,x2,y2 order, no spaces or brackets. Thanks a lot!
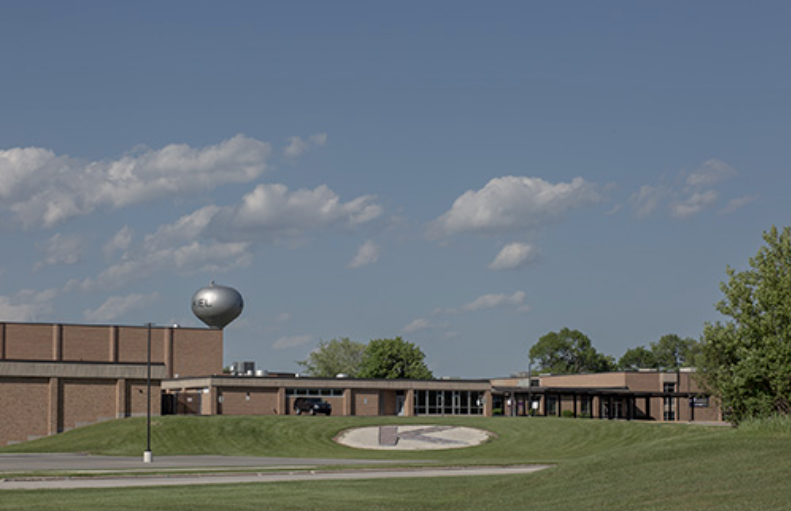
358,337,434,379
650,334,700,370
618,334,702,371
699,226,791,424
296,337,366,377
618,346,657,371
530,328,615,374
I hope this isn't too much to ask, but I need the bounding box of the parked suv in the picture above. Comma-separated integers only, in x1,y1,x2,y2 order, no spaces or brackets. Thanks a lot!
293,397,332,416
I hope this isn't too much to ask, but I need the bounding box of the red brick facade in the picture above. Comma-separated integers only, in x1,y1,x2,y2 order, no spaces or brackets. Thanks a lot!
0,322,223,377
0,322,222,446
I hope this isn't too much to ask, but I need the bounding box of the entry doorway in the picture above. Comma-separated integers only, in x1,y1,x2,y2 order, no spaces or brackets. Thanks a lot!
396,392,405,416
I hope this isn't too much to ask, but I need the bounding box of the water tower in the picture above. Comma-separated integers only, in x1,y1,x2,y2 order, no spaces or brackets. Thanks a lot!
191,282,244,329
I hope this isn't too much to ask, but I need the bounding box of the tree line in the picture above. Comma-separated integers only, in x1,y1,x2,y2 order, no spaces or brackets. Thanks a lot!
298,226,791,425
297,336,433,380
528,328,701,374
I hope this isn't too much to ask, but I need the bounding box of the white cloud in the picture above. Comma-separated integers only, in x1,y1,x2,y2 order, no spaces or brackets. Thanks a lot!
103,226,134,258
402,318,432,333
437,291,530,315
71,240,252,292
83,292,159,323
631,159,743,220
402,317,449,334
671,190,719,219
721,194,759,215
348,240,381,269
71,182,380,291
629,185,668,218
429,176,602,239
0,296,42,322
34,233,85,270
460,291,529,313
685,159,737,189
283,133,328,158
0,134,271,228
210,184,382,241
0,289,58,321
273,335,313,350
489,243,538,271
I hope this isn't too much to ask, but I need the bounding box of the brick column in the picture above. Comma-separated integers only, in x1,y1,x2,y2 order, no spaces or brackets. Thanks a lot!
0,322,5,360
343,388,353,416
109,326,119,363
206,387,219,415
48,377,61,435
404,389,415,417
277,387,287,415
164,327,174,378
483,390,493,417
116,378,127,418
52,324,63,361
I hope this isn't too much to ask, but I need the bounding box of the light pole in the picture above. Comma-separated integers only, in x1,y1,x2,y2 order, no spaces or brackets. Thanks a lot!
144,322,153,463
527,355,533,417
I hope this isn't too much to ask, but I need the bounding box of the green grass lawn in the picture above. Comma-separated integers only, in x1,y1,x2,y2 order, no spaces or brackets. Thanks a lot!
2,416,790,510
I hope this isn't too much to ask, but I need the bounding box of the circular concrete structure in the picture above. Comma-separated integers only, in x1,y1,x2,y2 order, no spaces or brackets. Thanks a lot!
336,425,493,451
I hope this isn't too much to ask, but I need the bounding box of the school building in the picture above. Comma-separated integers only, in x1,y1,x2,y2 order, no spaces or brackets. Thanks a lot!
0,321,722,446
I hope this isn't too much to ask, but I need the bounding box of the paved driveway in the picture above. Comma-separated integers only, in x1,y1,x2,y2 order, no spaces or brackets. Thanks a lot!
0,454,550,490
1,463,550,490
0,453,402,472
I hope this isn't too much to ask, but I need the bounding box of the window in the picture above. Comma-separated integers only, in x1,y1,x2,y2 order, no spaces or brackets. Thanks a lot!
580,397,591,416
546,395,557,416
286,388,343,397
413,390,483,416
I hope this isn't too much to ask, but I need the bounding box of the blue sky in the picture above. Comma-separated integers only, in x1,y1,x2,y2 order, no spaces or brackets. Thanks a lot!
1,1,789,378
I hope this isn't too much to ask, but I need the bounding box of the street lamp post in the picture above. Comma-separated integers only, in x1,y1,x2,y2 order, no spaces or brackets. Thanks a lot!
144,322,153,463
527,356,533,417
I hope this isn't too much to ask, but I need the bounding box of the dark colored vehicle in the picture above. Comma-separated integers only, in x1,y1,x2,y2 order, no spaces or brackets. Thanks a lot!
293,397,332,416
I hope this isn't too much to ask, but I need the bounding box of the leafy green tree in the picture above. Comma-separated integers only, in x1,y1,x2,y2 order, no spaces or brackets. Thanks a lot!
358,337,434,379
618,335,701,371
296,337,366,377
530,328,615,374
650,334,700,370
699,226,791,423
618,346,657,371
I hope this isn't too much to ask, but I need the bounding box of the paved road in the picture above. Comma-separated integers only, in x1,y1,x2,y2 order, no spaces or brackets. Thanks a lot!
0,453,401,472
0,465,551,490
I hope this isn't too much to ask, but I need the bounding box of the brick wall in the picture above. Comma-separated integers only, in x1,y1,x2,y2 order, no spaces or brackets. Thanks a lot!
0,323,222,379
0,366,165,446
63,325,111,362
4,324,53,360
117,326,164,364
175,391,203,415
541,373,629,388
0,377,50,445
353,390,380,416
381,390,398,415
60,379,118,431
127,380,160,418
219,388,279,415
171,328,223,378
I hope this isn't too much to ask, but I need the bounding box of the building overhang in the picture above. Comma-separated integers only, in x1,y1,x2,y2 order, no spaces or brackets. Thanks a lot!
0,360,167,380
163,375,492,392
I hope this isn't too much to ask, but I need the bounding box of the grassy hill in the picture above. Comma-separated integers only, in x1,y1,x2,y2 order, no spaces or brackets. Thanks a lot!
2,416,790,510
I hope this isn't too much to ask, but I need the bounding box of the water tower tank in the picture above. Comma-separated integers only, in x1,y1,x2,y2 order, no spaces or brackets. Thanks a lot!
191,282,244,329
